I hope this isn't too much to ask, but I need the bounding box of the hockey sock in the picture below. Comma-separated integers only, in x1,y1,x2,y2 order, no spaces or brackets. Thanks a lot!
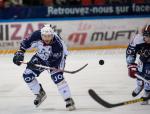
57,80,72,100
27,79,41,95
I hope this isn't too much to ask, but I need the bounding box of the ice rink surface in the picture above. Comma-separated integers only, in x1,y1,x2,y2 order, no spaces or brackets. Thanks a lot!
0,49,150,114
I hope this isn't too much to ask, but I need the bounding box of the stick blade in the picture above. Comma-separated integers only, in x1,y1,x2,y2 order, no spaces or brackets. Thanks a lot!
88,89,149,108
65,63,88,74
88,89,115,108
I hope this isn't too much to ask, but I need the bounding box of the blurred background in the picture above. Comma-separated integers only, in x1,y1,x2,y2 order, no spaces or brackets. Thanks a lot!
0,0,150,53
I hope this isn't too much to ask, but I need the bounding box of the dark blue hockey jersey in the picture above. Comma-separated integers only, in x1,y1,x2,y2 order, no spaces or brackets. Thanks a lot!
20,30,68,67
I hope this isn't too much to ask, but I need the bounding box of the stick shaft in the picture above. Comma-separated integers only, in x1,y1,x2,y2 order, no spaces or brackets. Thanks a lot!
135,74,150,84
20,61,88,74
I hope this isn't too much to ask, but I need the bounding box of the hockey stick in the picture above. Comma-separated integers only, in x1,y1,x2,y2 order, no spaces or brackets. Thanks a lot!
135,74,150,84
20,61,88,74
88,89,150,108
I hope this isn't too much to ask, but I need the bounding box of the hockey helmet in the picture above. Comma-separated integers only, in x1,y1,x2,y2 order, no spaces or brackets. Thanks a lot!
143,25,150,37
41,24,54,37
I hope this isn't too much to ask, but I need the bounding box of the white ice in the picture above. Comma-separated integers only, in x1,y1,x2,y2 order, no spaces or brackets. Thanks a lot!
0,49,150,114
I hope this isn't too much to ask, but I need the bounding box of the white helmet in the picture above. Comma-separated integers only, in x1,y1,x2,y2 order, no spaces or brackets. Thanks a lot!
41,24,54,37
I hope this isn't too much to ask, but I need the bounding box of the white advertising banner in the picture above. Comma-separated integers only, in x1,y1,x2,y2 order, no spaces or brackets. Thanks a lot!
0,18,149,50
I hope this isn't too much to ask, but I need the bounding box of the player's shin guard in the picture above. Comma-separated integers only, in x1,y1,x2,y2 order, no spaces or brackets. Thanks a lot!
57,80,75,111
26,78,41,94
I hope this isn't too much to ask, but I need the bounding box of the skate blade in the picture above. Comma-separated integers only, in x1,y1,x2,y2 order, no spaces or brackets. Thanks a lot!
141,101,149,105
35,95,47,108
67,105,76,111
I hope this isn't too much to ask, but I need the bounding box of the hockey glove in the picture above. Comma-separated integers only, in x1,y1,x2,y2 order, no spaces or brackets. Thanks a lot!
127,63,137,79
13,50,25,66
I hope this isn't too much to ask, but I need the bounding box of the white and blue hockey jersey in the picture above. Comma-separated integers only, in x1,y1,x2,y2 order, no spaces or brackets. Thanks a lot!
126,34,150,65
20,30,68,67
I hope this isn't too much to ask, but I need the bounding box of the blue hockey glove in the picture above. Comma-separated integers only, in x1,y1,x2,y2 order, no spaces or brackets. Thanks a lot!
13,50,25,66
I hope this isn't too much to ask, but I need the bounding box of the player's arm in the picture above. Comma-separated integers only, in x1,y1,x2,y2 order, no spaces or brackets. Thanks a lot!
126,44,138,78
126,34,144,64
13,30,41,66
20,30,41,50
126,44,137,65
126,35,142,78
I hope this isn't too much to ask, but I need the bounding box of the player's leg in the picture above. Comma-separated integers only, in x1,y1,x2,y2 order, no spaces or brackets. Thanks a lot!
23,56,46,107
140,64,150,105
50,55,75,111
141,78,150,105
23,68,46,107
51,71,75,111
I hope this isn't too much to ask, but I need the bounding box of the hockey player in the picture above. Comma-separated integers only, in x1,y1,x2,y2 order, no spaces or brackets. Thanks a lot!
13,24,76,110
126,24,150,105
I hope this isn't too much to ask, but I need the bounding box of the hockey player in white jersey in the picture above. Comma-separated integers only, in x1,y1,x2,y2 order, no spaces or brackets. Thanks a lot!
126,25,150,105
13,24,75,110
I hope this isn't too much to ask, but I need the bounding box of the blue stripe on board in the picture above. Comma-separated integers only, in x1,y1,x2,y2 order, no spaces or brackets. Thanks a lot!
0,15,150,23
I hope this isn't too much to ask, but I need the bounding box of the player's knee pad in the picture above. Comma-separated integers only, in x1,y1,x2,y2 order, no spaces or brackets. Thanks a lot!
51,72,64,84
23,69,36,83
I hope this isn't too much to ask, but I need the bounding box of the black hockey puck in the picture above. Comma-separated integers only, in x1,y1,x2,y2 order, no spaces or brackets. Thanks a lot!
99,60,104,65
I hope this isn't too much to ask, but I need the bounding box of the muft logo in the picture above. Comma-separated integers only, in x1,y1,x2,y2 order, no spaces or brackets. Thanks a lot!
91,30,137,41
68,32,87,45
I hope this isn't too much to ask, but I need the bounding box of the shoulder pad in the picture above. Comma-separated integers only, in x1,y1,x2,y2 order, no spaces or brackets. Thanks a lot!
129,34,144,46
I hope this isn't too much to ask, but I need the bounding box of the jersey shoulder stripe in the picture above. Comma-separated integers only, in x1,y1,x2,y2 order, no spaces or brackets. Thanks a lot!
130,34,145,47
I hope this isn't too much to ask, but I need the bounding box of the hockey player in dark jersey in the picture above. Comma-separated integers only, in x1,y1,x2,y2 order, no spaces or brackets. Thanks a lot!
126,25,150,105
13,24,75,110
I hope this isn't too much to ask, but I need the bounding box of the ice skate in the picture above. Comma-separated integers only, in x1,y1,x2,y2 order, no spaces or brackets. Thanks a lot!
132,85,143,97
141,92,150,105
65,98,76,111
34,84,47,107
141,100,149,105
